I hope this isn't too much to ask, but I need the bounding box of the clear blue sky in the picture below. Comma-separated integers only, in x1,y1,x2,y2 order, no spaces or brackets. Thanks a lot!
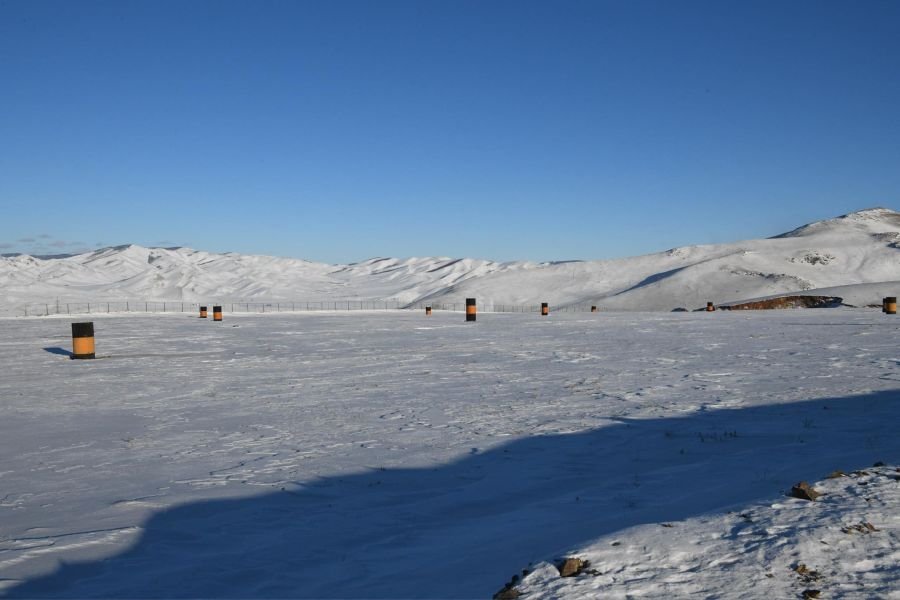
2,0,899,263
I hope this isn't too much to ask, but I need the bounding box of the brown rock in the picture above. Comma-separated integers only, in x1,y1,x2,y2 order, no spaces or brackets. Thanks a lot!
721,296,842,310
558,557,587,577
790,482,821,501
842,521,879,534
802,590,821,599
493,587,520,600
793,563,821,584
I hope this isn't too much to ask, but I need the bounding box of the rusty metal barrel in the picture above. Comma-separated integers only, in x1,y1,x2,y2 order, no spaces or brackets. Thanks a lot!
71,322,95,359
465,298,476,322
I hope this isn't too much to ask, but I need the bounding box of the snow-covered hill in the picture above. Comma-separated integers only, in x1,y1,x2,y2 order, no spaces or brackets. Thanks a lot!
2,208,898,314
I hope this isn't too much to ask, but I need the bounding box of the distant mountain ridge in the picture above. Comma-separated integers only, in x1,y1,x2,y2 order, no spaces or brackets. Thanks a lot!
2,208,899,313
771,207,900,239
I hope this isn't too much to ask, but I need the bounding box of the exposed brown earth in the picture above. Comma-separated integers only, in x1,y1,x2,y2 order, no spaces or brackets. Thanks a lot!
720,296,843,310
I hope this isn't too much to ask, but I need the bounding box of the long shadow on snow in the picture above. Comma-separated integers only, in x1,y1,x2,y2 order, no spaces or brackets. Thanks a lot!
7,390,900,598
42,347,73,358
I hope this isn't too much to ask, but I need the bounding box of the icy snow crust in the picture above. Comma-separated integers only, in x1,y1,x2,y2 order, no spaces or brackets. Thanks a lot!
1,208,899,315
1,310,898,598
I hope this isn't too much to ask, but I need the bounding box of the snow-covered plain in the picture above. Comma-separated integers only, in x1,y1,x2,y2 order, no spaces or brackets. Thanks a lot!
1,309,898,598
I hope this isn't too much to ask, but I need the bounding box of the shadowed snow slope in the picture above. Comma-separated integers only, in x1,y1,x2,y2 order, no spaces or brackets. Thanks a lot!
2,208,898,312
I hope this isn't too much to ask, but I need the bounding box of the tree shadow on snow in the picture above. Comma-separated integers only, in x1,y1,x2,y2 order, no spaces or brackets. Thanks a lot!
7,390,900,598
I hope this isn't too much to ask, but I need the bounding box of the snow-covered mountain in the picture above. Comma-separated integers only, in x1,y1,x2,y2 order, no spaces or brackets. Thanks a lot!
2,208,899,313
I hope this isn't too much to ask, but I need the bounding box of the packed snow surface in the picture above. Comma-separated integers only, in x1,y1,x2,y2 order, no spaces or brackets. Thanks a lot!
2,208,899,316
0,309,898,598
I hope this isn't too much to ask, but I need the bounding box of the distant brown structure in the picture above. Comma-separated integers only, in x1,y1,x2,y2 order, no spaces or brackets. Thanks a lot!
541,302,549,316
885,296,897,315
722,296,843,310
706,302,715,312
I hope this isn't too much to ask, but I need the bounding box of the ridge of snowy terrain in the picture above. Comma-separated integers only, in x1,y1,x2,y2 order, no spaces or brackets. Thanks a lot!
515,465,900,599
1,208,898,314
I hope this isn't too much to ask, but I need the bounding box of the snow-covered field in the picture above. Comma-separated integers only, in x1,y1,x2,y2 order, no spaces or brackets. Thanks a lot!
1,309,898,598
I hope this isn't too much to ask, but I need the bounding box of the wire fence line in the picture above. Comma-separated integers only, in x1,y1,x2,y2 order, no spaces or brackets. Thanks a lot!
12,300,601,317
16,300,404,317
408,302,599,314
